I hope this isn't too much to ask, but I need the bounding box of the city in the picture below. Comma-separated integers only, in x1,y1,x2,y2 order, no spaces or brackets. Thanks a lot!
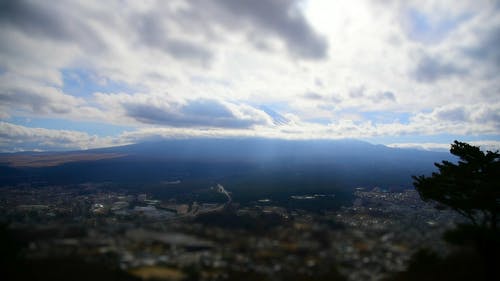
0,183,461,281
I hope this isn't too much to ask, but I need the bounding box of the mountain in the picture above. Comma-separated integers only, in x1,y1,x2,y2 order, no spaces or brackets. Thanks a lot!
0,138,453,202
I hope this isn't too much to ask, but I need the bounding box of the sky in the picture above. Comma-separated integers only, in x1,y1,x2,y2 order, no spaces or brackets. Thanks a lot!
0,0,499,152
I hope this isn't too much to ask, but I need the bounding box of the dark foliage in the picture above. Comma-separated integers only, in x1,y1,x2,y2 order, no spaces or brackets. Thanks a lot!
413,140,499,231
385,248,490,281
0,225,140,281
412,141,500,278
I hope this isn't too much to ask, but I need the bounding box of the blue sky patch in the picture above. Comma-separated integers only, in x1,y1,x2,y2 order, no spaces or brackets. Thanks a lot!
359,111,411,124
406,8,469,43
62,68,140,97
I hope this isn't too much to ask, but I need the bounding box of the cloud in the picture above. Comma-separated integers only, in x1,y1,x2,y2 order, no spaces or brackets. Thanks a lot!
402,6,469,44
347,86,396,103
431,104,500,126
0,73,107,121
0,109,9,119
0,0,213,65
386,142,450,151
95,93,273,128
188,0,329,59
0,0,108,52
2,106,499,152
387,140,500,152
0,73,84,114
412,55,466,83
133,13,214,65
0,121,120,152
407,103,500,135
462,22,500,71
160,38,213,65
303,92,323,100
0,0,75,40
435,105,467,122
375,91,396,102
349,85,366,98
404,3,499,83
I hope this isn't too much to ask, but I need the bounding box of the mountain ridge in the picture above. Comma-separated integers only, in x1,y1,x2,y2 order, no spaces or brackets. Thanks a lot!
0,138,453,192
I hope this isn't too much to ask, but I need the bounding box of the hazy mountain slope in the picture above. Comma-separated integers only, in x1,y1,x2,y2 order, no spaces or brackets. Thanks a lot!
0,138,452,192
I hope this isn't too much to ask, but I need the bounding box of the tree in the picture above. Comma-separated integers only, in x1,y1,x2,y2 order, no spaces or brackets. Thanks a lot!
412,141,499,277
413,141,499,232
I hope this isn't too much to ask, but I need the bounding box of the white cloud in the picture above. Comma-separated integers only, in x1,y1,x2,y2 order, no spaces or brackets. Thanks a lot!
408,103,500,135
0,73,83,114
386,142,451,151
387,140,500,152
0,121,123,152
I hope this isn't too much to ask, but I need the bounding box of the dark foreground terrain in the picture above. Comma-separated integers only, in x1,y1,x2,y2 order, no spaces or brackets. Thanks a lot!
3,139,487,280
0,183,466,281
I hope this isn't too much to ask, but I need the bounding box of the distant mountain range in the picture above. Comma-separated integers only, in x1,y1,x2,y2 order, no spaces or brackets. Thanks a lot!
0,138,453,197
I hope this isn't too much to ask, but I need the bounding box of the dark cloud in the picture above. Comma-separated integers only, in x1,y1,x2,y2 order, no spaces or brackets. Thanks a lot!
0,0,327,62
348,86,396,102
188,0,328,60
181,99,233,118
410,19,499,82
473,107,500,128
134,14,213,65
349,86,365,98
432,105,500,129
436,107,467,121
377,91,396,102
369,91,396,103
0,0,212,64
162,38,213,65
462,24,500,70
0,0,70,40
0,0,107,52
303,91,323,100
303,91,344,104
0,83,77,114
413,55,467,83
124,99,268,128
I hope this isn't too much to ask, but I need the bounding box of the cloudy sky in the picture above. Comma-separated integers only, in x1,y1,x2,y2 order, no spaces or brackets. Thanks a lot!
0,0,499,152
